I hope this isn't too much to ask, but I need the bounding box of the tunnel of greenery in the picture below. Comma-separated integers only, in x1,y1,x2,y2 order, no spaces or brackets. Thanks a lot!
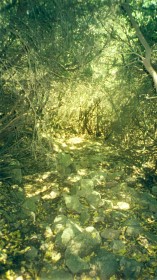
0,0,157,279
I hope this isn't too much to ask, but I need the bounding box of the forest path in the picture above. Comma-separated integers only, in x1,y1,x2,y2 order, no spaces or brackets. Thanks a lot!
22,135,157,279
1,136,157,279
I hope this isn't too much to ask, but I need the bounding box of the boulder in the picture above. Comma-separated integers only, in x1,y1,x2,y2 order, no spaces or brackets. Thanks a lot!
86,191,102,208
24,246,38,260
63,194,82,213
120,257,143,279
92,249,119,280
112,240,126,254
65,226,101,258
101,228,121,240
124,219,142,237
40,266,73,280
65,254,89,274
54,217,82,249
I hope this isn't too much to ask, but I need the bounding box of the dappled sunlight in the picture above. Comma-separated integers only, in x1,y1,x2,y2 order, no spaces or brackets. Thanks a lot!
77,169,89,176
114,201,130,210
1,0,157,278
24,172,59,197
22,135,157,269
67,136,85,145
1,134,157,279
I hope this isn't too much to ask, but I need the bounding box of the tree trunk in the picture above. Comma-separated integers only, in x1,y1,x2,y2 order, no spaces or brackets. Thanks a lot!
122,2,157,92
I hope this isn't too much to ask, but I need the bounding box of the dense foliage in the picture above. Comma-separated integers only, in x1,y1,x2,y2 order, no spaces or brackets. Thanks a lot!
0,0,157,279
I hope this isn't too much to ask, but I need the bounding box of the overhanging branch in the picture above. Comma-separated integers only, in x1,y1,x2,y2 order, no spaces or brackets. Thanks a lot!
122,2,157,92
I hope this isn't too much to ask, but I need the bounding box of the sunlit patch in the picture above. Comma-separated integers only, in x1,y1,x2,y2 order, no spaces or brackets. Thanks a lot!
44,226,53,238
50,251,61,263
16,276,24,280
147,217,155,224
78,169,88,176
62,187,70,193
35,178,44,183
67,137,85,145
62,142,68,148
114,201,130,210
42,190,60,200
67,174,82,183
137,235,149,249
42,172,52,180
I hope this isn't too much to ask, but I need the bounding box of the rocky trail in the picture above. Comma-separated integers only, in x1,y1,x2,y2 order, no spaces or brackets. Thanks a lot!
1,136,157,279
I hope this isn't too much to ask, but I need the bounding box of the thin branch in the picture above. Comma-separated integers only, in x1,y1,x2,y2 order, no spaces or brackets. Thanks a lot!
122,2,151,60
122,2,157,92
